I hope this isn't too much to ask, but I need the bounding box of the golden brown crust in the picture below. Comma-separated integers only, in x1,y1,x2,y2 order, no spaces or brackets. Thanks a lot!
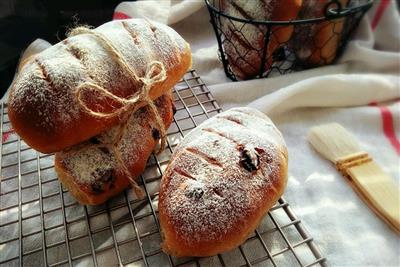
54,160,131,205
8,19,191,153
158,107,288,257
293,0,349,66
220,0,302,80
160,148,287,257
54,93,175,205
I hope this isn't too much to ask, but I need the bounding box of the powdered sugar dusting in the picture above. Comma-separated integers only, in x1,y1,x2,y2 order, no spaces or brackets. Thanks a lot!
222,0,265,50
9,19,187,147
292,0,324,60
220,0,280,78
161,107,287,242
221,0,279,49
62,146,115,185
234,0,277,20
61,94,171,185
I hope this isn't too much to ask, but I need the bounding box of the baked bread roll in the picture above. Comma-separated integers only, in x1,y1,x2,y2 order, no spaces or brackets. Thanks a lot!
292,0,349,66
8,19,191,153
55,93,174,205
158,107,288,257
220,0,302,80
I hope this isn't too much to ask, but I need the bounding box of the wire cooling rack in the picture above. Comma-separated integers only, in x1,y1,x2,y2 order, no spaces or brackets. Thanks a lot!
0,70,327,267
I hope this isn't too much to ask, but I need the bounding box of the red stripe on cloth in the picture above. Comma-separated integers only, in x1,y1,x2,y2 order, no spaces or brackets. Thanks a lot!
113,12,132,20
369,101,400,155
371,0,390,31
2,129,15,143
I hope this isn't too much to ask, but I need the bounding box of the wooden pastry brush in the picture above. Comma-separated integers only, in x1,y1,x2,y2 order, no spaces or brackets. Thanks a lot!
308,123,400,234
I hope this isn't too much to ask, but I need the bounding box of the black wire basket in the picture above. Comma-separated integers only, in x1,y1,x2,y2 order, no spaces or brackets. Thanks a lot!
205,0,374,81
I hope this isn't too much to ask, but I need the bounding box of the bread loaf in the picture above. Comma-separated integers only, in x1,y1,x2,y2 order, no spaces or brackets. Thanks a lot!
8,19,191,153
291,0,349,66
220,0,302,80
55,92,174,205
158,107,288,257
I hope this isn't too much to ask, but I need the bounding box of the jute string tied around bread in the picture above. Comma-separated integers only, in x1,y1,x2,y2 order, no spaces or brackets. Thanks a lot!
68,26,168,199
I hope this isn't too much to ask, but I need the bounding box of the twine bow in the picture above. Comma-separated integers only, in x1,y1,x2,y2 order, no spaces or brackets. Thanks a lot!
67,26,168,199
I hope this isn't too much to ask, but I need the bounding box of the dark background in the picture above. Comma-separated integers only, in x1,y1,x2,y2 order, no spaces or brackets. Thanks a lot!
0,0,123,98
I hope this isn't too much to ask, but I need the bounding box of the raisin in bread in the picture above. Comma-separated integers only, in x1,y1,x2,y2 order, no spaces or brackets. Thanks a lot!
55,92,174,205
159,107,288,257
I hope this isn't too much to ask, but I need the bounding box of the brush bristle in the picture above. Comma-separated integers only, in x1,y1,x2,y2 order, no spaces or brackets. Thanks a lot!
308,123,362,163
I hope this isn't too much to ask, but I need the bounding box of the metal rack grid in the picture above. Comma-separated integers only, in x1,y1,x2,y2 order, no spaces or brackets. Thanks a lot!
0,70,327,267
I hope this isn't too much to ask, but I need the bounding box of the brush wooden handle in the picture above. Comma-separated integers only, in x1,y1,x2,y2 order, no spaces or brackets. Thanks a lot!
308,123,399,234
345,161,400,234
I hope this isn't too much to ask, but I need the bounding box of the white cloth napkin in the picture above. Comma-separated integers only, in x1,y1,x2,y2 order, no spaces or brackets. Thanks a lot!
114,1,400,266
